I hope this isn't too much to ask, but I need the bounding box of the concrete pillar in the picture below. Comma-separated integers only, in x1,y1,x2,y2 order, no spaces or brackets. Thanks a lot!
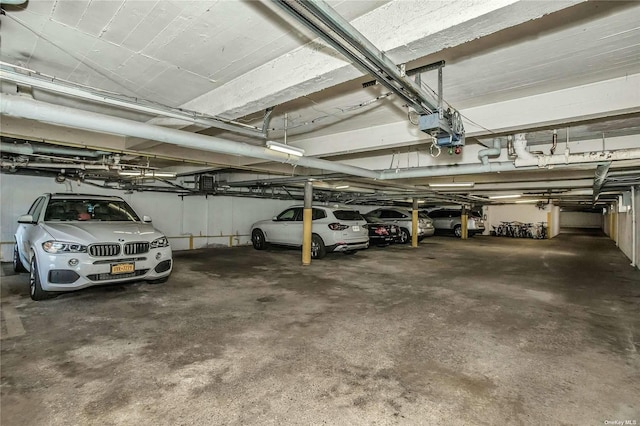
547,212,552,239
461,205,469,240
302,181,313,265
411,198,419,248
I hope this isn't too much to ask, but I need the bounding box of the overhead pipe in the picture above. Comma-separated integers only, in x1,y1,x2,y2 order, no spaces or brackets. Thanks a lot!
0,66,265,139
477,139,502,165
0,141,110,157
512,133,537,162
0,94,379,179
273,0,439,115
1,161,110,170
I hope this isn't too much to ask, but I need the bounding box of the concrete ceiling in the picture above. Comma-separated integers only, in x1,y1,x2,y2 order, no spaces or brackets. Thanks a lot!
1,0,639,208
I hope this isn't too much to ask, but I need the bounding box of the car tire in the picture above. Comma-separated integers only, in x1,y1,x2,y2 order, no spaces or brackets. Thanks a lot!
311,234,326,259
13,244,27,273
252,229,267,250
454,225,462,238
30,257,54,301
147,276,169,284
399,228,410,244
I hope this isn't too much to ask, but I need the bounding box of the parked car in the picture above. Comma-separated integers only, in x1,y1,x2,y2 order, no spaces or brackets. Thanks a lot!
363,207,435,244
250,205,369,258
364,216,401,246
13,193,173,300
424,208,485,237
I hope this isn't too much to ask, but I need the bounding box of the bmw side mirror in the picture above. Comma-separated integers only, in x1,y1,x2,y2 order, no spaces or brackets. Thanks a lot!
143,215,152,223
17,214,35,224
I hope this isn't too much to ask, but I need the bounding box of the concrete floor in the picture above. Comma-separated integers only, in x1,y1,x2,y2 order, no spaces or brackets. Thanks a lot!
1,233,639,425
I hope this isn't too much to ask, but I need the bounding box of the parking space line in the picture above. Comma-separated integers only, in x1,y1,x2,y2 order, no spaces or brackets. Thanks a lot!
1,304,26,339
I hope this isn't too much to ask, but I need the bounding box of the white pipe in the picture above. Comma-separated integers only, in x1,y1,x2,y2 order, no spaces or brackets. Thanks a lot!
632,185,637,268
515,148,640,168
0,95,379,179
0,161,110,170
477,139,501,165
379,161,521,180
512,133,536,162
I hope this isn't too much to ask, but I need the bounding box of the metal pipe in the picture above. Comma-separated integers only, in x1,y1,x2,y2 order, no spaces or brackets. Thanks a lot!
0,161,110,170
0,141,109,157
551,129,558,155
0,67,265,138
477,139,502,165
1,95,379,179
515,147,640,168
273,0,439,115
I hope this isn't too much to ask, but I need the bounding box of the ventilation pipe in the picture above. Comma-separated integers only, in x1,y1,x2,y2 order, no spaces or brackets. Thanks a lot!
0,141,110,157
0,94,379,179
477,139,502,165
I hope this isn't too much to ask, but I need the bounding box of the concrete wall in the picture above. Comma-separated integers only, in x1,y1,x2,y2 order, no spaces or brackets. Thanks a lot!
616,187,639,270
484,203,559,237
559,212,603,228
0,174,292,261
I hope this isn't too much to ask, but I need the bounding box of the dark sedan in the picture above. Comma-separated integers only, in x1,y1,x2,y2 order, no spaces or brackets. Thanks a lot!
364,218,401,246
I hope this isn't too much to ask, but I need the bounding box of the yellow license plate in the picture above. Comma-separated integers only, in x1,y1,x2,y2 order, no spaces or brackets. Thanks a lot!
111,263,135,274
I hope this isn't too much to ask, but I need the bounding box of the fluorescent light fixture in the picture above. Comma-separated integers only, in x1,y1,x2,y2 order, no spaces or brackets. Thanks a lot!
488,194,522,200
335,185,350,189
118,170,176,178
266,140,305,157
429,182,475,188
515,199,541,204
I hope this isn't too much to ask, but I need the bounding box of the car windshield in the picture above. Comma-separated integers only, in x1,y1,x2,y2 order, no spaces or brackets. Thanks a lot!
333,210,364,221
44,199,141,222
418,211,431,219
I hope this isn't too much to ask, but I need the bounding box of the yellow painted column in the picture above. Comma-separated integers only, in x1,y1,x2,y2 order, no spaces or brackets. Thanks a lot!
547,212,552,239
302,180,313,265
411,198,419,247
461,207,468,240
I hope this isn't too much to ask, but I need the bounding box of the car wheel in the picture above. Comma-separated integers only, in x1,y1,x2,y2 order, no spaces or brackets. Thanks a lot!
311,234,326,259
30,257,54,301
399,228,410,244
13,244,27,273
252,229,267,250
454,225,462,238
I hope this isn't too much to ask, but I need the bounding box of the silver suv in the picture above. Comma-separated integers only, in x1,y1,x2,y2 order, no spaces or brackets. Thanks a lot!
363,207,434,244
14,193,172,300
250,205,369,259
424,208,485,237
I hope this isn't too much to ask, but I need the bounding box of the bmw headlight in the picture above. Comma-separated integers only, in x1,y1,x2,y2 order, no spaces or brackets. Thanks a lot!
42,241,87,254
150,236,169,248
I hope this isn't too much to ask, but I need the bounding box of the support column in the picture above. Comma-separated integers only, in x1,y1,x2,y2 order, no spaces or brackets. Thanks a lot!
302,181,313,265
411,198,419,248
547,212,552,239
461,205,469,240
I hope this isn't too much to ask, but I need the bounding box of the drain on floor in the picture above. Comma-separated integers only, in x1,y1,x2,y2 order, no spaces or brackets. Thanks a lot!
257,296,276,303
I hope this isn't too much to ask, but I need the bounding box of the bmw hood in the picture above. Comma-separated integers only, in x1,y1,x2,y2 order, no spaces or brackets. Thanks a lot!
42,222,164,244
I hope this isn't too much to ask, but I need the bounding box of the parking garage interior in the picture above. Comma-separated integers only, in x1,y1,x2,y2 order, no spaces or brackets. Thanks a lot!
1,0,639,424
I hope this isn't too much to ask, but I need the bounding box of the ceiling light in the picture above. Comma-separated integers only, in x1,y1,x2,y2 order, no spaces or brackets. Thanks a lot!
515,199,541,204
335,185,350,189
488,194,522,200
266,140,305,157
428,182,475,188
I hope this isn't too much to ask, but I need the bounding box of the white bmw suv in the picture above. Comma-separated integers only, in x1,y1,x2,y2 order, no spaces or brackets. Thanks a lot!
13,193,173,300
250,205,369,259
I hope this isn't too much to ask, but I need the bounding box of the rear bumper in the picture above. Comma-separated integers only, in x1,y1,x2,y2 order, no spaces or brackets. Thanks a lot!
328,241,369,252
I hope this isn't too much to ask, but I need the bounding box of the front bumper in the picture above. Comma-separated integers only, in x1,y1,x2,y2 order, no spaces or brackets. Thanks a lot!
38,246,173,292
